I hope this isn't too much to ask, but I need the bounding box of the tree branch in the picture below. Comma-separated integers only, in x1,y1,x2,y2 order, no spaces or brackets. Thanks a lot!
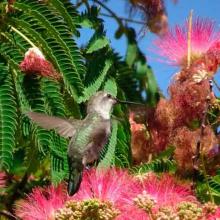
100,12,146,25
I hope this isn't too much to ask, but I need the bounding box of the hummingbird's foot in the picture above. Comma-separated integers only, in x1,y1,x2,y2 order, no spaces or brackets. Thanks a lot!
85,164,92,170
85,160,97,170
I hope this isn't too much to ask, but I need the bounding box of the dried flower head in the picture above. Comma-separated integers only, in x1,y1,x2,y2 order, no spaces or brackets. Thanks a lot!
171,127,198,174
20,47,60,80
169,79,212,124
154,17,220,66
129,112,150,163
147,103,173,153
149,127,169,153
16,184,67,220
130,0,168,35
154,98,177,130
171,126,217,175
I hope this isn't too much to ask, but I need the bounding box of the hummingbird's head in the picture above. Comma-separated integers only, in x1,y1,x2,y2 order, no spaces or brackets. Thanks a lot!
87,91,117,119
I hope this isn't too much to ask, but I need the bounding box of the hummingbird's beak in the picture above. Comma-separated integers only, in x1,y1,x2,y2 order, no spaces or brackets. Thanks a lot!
115,98,145,106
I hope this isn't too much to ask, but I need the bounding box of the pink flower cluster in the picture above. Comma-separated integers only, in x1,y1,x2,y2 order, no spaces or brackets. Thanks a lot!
154,17,220,67
131,16,220,175
16,184,67,220
20,47,60,80
16,168,199,220
130,0,168,35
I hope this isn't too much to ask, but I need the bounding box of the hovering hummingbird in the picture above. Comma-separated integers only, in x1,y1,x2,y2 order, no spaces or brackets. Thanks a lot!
27,91,142,196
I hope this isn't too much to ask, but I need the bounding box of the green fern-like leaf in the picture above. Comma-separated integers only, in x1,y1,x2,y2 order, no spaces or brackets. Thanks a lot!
104,78,117,97
115,60,142,102
209,174,220,199
114,124,131,168
86,34,110,54
14,0,85,99
0,63,17,170
130,158,177,175
98,120,118,169
49,0,79,35
41,78,65,117
78,59,112,103
22,75,51,154
50,133,68,184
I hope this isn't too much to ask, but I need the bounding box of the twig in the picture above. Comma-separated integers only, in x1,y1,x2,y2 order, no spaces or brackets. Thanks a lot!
5,172,29,212
213,79,220,93
75,0,84,8
187,10,193,68
82,0,90,10
92,0,124,28
192,79,214,202
201,152,214,203
100,12,147,25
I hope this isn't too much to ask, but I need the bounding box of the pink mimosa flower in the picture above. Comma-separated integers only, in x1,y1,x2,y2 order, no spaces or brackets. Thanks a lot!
128,173,197,219
55,168,139,220
153,17,220,66
20,47,60,80
16,184,67,220
73,168,137,211
16,169,138,220
117,173,197,219
140,173,196,207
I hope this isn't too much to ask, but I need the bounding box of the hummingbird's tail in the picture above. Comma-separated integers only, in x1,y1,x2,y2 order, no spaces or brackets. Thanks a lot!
67,157,83,196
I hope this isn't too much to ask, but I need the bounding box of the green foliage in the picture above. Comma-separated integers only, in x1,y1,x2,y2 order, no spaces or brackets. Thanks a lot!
98,120,118,169
196,170,220,204
0,63,17,170
130,147,177,174
0,0,158,201
131,158,177,174
86,34,110,54
103,78,117,97
78,59,112,103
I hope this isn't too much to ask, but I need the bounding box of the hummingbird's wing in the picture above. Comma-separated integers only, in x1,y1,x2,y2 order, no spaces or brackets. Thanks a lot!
26,112,80,138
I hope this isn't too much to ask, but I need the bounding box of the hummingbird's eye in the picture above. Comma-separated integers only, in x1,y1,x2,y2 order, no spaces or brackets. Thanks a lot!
107,94,112,98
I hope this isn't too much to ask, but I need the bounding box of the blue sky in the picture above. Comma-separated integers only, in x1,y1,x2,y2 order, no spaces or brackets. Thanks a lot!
77,0,220,95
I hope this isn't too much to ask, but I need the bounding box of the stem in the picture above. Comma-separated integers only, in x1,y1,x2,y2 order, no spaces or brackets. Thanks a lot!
100,12,146,25
75,1,84,8
92,0,124,28
5,172,29,213
213,79,220,92
192,79,214,201
82,0,90,10
10,26,37,48
187,10,193,68
201,153,214,203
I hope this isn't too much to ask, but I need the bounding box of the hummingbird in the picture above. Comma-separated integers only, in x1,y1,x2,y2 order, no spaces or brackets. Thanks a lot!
27,91,142,196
